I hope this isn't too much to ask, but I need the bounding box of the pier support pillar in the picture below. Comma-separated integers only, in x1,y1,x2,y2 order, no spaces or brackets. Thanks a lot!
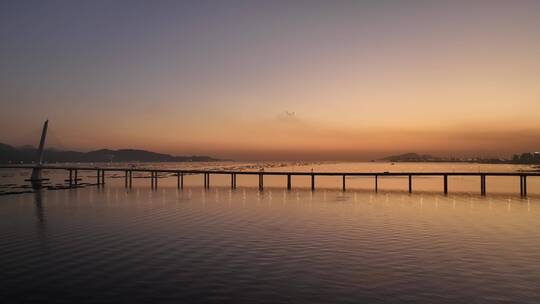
443,175,448,195
172,172,182,189
408,175,412,193
287,174,291,190
521,175,527,197
129,171,132,188
101,170,105,185
231,174,234,189
74,170,78,186
180,173,184,189
125,170,128,188
375,175,378,192
524,176,527,197
152,172,158,189
311,174,315,191
520,175,523,196
96,169,100,186
480,175,486,196
68,169,73,186
259,174,263,191
342,175,346,192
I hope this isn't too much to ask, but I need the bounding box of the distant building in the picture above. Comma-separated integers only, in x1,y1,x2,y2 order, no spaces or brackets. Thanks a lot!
512,152,540,164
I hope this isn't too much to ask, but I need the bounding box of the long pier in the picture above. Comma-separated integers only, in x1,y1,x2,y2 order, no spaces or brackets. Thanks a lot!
1,165,538,197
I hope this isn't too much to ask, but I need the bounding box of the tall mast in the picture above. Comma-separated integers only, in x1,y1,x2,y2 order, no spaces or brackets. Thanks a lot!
30,120,49,186
36,120,48,166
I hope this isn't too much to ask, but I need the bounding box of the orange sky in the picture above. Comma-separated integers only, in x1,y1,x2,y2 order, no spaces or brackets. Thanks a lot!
1,1,539,160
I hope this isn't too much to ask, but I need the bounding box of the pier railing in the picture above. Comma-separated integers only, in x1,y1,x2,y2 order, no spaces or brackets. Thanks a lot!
1,165,538,197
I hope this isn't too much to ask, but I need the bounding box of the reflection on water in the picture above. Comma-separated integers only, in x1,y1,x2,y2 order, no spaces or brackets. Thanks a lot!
1,186,539,303
32,190,50,255
33,190,46,234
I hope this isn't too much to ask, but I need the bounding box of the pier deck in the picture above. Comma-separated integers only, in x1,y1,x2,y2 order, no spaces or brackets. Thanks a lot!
1,165,538,196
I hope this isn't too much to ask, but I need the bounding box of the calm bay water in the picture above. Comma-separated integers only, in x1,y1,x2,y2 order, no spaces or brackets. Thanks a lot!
1,162,540,303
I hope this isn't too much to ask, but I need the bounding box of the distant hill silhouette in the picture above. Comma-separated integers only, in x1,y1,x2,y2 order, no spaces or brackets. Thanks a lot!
0,143,221,163
380,152,540,165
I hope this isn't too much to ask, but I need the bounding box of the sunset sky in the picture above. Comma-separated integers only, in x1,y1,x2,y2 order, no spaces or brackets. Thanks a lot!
1,1,539,160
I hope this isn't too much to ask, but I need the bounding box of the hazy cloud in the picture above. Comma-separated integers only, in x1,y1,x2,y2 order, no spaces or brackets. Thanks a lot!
277,111,298,122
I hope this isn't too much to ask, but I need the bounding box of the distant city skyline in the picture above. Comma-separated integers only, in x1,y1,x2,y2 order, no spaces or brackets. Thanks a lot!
1,1,539,160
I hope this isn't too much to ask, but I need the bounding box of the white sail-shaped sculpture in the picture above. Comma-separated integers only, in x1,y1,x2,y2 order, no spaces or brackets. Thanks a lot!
29,120,48,188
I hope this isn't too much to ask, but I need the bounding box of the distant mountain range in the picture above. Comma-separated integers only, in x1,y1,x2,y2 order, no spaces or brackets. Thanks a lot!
380,152,540,164
0,143,221,163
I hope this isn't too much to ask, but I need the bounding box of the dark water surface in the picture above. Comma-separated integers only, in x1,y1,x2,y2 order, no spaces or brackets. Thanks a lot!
1,185,539,303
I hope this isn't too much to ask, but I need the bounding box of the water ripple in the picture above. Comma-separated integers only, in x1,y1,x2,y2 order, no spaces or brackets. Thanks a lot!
0,188,539,303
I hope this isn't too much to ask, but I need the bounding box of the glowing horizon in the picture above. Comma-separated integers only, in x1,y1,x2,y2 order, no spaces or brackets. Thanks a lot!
1,1,539,160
